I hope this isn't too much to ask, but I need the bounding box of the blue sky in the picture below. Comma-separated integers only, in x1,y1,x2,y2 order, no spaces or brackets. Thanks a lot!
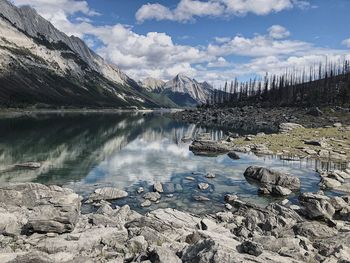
12,0,350,85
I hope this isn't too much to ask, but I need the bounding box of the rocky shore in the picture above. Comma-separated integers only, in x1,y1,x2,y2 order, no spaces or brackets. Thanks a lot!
173,106,350,132
177,106,350,163
0,181,350,263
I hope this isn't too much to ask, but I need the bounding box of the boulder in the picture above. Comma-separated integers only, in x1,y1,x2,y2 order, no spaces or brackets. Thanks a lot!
0,183,81,234
228,152,240,160
299,192,335,220
244,166,300,190
279,123,304,133
238,240,263,256
88,187,128,201
189,140,231,156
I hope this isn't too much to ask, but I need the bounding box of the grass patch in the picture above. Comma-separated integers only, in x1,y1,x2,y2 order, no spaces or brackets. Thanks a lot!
232,127,350,159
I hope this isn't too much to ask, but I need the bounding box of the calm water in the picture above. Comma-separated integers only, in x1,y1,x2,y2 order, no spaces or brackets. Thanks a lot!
0,112,346,214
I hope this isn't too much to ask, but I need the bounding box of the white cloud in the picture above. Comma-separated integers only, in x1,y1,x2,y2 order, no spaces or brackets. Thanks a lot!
208,34,311,57
342,38,350,48
136,0,310,23
214,37,231,43
268,25,290,39
207,57,231,68
9,0,349,86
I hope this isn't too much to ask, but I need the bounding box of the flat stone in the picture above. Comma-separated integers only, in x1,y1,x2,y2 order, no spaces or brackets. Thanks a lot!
89,187,128,201
141,200,152,207
193,195,210,201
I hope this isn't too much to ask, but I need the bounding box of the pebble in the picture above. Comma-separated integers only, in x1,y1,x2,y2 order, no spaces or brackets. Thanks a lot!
198,183,209,190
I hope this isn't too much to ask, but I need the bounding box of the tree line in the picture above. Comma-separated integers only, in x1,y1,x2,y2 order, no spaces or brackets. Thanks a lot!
207,59,350,107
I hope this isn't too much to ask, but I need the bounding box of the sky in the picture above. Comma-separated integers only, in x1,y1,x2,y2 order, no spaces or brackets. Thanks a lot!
11,0,350,86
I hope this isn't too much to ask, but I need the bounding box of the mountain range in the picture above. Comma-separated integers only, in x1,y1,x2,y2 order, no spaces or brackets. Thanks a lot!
140,74,213,107
0,0,212,109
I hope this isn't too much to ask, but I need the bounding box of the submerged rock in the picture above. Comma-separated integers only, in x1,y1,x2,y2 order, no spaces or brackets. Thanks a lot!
143,192,161,202
227,151,240,160
193,195,210,201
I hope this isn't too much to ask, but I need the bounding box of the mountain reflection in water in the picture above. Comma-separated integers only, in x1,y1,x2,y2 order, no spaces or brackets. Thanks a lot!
0,112,346,214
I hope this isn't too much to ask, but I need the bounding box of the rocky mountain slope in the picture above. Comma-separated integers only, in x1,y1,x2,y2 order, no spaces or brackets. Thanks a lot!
140,74,213,107
139,77,165,93
0,0,165,109
163,74,212,105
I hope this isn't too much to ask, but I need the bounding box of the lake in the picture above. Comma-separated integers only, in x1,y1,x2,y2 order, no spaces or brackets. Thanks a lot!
0,112,344,214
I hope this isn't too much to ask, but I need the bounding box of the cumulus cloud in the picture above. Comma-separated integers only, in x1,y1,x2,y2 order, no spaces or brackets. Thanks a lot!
208,34,311,57
10,0,349,86
136,0,310,23
268,25,291,39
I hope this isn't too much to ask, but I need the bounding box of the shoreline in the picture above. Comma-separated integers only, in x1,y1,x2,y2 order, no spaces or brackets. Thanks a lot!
0,108,182,118
174,106,350,164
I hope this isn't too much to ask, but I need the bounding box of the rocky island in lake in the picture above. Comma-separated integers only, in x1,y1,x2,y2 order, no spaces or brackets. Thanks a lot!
0,0,350,262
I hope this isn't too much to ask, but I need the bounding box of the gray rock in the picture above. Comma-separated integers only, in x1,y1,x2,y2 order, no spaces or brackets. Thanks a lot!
224,194,238,203
239,240,263,256
225,203,233,210
299,192,335,220
153,182,164,193
141,200,152,207
279,122,304,133
198,183,209,190
137,187,144,194
293,221,338,239
89,187,128,201
189,140,231,155
227,151,240,160
193,195,210,201
143,192,161,202
185,177,195,181
149,245,181,263
0,183,81,234
244,166,301,190
271,186,292,196
205,172,216,179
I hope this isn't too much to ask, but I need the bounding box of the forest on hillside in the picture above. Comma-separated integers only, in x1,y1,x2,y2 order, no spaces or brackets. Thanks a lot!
207,59,350,107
